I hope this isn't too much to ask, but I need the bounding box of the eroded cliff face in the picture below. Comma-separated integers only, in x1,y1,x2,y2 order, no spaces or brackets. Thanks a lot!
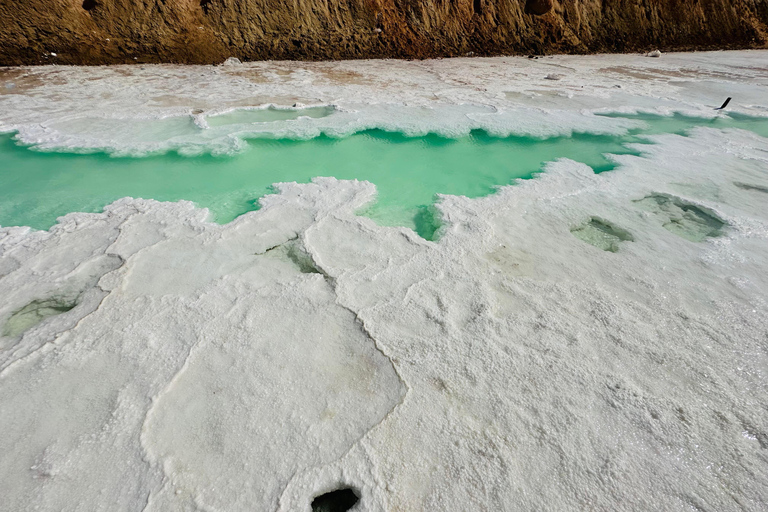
1,0,767,65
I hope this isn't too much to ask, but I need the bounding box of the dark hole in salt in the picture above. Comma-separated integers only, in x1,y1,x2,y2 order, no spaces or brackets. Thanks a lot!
473,0,482,15
311,488,359,512
82,0,97,11
200,0,212,14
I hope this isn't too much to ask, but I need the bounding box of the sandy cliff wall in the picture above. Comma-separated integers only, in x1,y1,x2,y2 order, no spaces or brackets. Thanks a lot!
1,0,767,65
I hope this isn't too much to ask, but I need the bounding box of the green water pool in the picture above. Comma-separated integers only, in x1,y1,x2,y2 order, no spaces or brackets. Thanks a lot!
0,113,765,239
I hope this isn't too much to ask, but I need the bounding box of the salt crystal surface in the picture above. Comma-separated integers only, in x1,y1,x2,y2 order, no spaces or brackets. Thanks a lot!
0,52,767,511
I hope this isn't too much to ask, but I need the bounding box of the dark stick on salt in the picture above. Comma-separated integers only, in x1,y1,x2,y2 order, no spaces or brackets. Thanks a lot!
715,97,732,110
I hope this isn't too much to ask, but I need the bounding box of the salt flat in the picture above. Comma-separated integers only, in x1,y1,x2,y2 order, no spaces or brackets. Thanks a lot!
1,50,767,153
0,52,767,511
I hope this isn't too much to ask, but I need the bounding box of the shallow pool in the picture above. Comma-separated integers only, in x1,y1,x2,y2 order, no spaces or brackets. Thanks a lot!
0,113,765,239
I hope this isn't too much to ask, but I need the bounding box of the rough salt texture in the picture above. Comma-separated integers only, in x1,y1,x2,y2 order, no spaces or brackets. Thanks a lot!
2,51,767,155
1,0,767,65
2,132,768,511
1,53,768,511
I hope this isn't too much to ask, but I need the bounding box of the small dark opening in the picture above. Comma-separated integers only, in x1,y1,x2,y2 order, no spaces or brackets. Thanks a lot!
82,0,97,11
311,488,359,512
473,0,482,15
200,0,212,14
524,0,553,16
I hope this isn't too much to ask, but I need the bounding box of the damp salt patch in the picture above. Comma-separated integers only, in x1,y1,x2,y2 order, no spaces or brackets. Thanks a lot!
205,105,335,127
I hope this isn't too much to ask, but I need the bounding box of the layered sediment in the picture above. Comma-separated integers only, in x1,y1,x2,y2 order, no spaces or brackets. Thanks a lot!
1,0,767,65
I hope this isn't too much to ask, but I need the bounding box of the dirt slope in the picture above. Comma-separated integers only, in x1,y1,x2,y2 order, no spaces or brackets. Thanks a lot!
1,0,767,65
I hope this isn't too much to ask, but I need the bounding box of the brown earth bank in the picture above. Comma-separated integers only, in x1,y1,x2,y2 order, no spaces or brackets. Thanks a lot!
1,0,767,66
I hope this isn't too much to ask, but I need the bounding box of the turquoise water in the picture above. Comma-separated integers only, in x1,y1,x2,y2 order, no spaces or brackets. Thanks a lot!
0,113,766,239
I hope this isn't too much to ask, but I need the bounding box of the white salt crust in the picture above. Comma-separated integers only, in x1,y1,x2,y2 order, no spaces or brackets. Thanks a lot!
0,52,767,511
1,51,767,154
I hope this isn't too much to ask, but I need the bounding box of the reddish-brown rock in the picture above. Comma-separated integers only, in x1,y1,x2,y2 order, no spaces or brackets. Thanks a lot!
0,0,766,65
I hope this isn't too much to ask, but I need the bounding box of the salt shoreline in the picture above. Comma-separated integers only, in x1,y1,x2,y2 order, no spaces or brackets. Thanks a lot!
1,51,767,155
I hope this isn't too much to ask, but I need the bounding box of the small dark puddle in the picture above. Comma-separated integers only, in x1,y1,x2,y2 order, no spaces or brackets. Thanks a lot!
261,239,324,275
634,194,726,242
286,243,323,275
2,297,78,337
734,181,768,194
311,488,360,512
571,217,634,252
